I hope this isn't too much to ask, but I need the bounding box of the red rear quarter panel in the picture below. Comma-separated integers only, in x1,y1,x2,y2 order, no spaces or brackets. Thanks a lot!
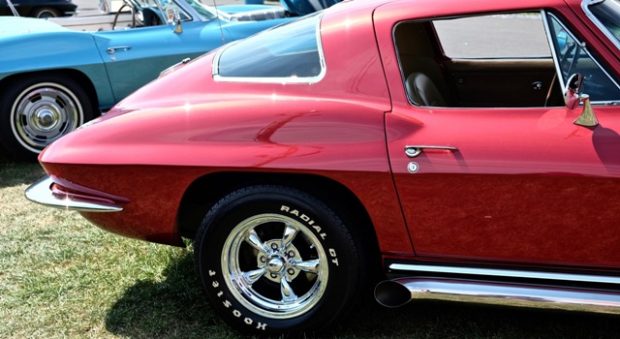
40,3,413,254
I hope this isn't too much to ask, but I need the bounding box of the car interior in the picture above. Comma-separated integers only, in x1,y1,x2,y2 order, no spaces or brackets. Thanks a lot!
394,11,619,108
112,0,190,29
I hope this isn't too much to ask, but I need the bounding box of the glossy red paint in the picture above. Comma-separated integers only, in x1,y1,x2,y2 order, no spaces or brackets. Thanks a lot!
40,0,412,253
372,0,620,270
38,0,620,274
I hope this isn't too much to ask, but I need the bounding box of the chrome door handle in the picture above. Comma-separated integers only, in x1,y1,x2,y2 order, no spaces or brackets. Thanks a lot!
404,145,458,158
107,46,132,54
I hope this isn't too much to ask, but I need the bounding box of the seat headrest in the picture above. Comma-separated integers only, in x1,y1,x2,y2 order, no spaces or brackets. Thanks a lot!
405,72,447,107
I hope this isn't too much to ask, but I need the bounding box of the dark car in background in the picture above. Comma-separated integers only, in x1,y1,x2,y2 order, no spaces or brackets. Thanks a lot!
0,0,76,18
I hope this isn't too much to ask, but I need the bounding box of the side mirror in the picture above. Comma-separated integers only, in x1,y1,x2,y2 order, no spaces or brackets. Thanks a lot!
564,73,599,127
165,6,183,34
174,18,183,34
564,73,583,110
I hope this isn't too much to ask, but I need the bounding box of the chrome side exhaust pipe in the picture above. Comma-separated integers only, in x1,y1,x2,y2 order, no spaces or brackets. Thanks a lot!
375,278,620,314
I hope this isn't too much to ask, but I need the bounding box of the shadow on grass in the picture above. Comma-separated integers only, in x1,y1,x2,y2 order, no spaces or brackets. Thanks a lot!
106,252,620,339
105,253,237,339
0,158,44,189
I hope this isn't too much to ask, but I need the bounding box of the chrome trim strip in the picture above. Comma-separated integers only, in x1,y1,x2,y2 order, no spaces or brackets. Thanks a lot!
375,278,620,314
25,176,123,213
582,0,620,52
212,14,326,84
7,0,19,16
389,263,620,285
541,10,567,94
544,11,620,103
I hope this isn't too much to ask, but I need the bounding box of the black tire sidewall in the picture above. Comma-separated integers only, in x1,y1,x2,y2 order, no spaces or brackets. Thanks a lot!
0,74,95,160
33,7,60,18
195,187,360,334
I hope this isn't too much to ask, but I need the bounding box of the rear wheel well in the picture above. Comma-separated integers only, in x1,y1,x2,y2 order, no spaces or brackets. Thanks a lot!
0,69,100,116
177,171,382,276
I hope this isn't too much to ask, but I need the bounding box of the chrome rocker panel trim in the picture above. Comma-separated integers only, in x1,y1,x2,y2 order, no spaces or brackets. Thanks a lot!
375,278,620,314
25,176,123,212
389,263,620,285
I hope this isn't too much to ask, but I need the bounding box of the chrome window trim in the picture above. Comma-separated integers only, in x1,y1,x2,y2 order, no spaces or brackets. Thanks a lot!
582,0,620,52
542,10,620,105
212,14,326,84
541,10,568,95
389,263,620,285
181,0,234,22
173,0,201,22
7,0,19,16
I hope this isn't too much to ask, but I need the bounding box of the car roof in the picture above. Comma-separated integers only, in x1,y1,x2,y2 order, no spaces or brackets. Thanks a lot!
363,0,581,23
384,0,570,10
372,0,578,16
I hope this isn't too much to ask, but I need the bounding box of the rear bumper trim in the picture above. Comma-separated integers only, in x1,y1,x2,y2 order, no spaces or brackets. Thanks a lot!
25,176,123,213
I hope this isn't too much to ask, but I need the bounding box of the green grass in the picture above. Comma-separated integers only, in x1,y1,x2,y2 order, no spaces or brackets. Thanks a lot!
1,159,620,338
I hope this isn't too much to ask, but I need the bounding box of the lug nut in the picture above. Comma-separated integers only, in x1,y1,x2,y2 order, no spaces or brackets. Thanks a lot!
259,256,266,263
288,251,295,257
270,273,277,279
287,268,295,275
271,243,278,250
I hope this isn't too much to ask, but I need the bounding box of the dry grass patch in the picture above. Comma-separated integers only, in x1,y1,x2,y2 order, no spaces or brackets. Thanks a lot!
1,160,619,338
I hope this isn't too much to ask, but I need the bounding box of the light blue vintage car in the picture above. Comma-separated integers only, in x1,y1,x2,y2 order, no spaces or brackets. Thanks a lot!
0,0,337,158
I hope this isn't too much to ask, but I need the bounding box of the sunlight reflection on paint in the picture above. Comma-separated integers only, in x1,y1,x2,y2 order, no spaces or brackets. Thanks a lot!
344,18,352,30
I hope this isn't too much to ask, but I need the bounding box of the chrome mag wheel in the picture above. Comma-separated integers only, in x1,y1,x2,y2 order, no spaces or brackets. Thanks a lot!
222,213,329,319
195,186,366,333
10,82,82,153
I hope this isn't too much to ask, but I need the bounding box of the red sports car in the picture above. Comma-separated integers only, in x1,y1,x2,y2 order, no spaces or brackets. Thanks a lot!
26,0,620,334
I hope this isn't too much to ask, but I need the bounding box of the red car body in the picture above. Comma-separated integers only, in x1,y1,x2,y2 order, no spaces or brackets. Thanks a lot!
27,0,620,333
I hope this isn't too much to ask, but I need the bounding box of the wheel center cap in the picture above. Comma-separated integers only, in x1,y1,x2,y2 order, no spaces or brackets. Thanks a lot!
35,109,56,128
267,257,285,273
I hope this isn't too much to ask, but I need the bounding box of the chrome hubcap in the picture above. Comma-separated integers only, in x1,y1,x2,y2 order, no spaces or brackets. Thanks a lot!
222,213,328,319
10,83,82,153
33,108,59,130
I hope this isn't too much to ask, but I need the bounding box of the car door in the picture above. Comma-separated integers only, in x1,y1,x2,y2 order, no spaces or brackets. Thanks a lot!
93,19,220,102
376,4,620,269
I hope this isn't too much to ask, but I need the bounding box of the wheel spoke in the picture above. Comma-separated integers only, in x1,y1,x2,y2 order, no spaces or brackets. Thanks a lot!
292,259,320,274
242,268,267,286
281,223,299,248
280,277,298,302
245,228,268,254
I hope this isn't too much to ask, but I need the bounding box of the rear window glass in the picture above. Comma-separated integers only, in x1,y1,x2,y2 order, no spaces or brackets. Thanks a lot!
588,0,620,47
216,13,323,79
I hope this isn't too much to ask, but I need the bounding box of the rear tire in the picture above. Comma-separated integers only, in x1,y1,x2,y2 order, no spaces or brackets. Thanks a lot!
0,74,95,160
32,7,61,18
194,185,365,334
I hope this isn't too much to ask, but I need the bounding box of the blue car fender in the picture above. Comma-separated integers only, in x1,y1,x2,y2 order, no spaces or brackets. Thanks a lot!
0,30,114,110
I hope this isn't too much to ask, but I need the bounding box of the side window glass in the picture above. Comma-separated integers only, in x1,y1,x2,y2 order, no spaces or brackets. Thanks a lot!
157,0,191,22
434,14,551,59
394,11,620,108
547,14,620,102
394,13,562,108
